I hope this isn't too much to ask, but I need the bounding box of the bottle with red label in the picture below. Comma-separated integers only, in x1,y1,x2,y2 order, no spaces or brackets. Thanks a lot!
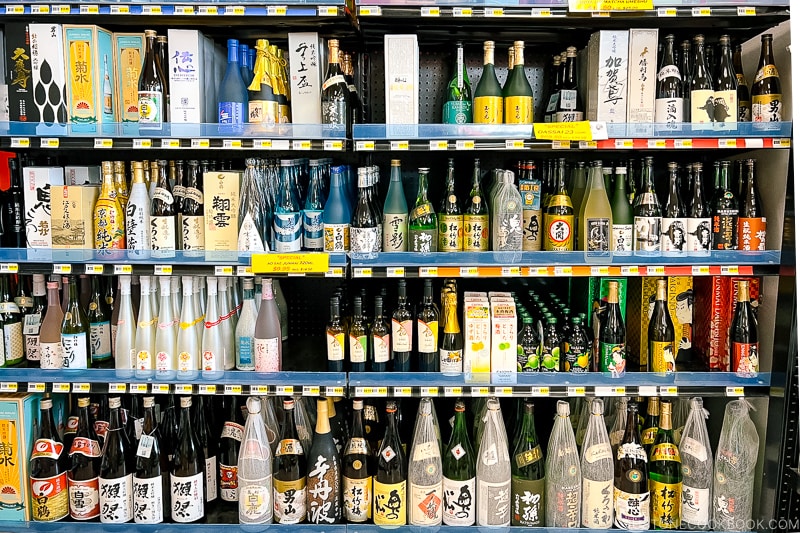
219,396,244,505
30,398,70,522
737,159,767,251
730,280,759,376
68,397,102,521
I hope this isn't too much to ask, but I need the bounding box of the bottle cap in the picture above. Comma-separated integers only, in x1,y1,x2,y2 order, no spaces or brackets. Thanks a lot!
157,35,167,43
144,29,157,37
180,397,192,408
227,39,239,49
41,399,52,409
487,398,500,411
283,399,295,410
243,278,254,290
78,397,90,408
109,397,121,409
247,397,262,415
591,398,604,415
455,400,465,412
385,400,397,413
418,398,432,416
352,399,363,410
690,397,704,411
143,397,155,408
556,400,570,416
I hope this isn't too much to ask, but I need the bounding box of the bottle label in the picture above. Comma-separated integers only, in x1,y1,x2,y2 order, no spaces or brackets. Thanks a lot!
68,477,100,520
133,475,163,524
322,98,347,126
440,348,462,373
634,216,661,252
660,217,687,252
274,213,302,252
151,216,177,251
89,321,111,362
690,89,715,123
581,478,613,528
687,217,713,251
221,421,244,442
544,214,574,251
584,443,613,464
713,210,738,250
563,335,589,373
438,214,463,252
273,478,307,524
614,488,650,529
205,456,217,502
308,454,342,524
327,332,344,362
738,99,751,122
373,479,406,525
373,334,390,363
410,228,437,253
641,427,657,446
409,482,443,525
522,208,542,251
585,217,610,252
302,209,324,251
681,436,708,462
322,74,346,91
170,473,204,522
31,472,69,522
511,477,544,527
443,476,475,526
417,320,438,353
612,224,633,252
350,333,367,363
351,226,380,254
61,333,88,369
25,317,42,361
477,479,511,526
182,215,206,250
651,442,681,462
219,463,238,502
515,445,542,468
383,213,408,252
277,439,303,456
238,213,267,252
655,98,684,125
324,223,350,252
681,485,710,527
751,92,782,121
138,90,163,127
219,101,245,125
554,110,584,122
755,64,780,82
238,336,254,368
546,93,559,114
495,207,524,251
474,96,502,124
650,340,676,373
738,217,767,251
650,480,681,528
464,214,489,251
343,476,372,522
504,96,533,124
1,321,22,364
254,337,280,372
248,100,279,126
714,89,737,122
392,319,412,352
657,65,681,82
137,349,154,371
732,341,759,374
99,474,133,523
599,341,626,377
443,100,472,125
238,476,272,522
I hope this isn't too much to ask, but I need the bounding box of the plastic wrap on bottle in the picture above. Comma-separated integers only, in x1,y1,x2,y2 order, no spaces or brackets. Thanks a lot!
608,397,628,459
293,394,313,453
408,398,443,525
679,397,713,530
476,398,511,526
580,398,613,529
259,396,280,455
545,400,581,527
238,397,273,524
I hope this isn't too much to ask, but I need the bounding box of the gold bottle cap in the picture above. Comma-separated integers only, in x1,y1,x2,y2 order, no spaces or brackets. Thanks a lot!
484,40,495,50
566,46,577,57
144,29,157,38
391,159,401,166
143,396,155,408
101,161,113,173
77,397,90,408
157,35,167,43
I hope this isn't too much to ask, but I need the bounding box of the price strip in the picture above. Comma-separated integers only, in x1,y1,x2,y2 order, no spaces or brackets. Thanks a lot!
615,139,634,149
692,265,711,276
429,140,448,150
456,139,475,150
224,384,242,395
10,137,29,148
356,140,375,151
28,383,45,393
52,4,70,13
505,139,525,149
591,266,610,276
502,266,521,277
657,7,677,16
199,385,217,395
323,140,343,151
293,140,312,150
531,7,551,16
460,266,479,277
236,266,253,276
129,383,148,394
251,139,271,149
252,253,329,275
325,267,344,278
591,10,610,16
494,387,513,397
0,382,17,393
142,5,161,14
276,385,294,396
72,383,90,393
421,6,440,16
174,5,194,15
471,387,490,397
390,140,409,151
80,4,98,13
620,265,640,276
773,138,791,148
151,384,170,394
191,138,210,149
721,265,740,275
528,266,549,277
692,6,712,16
160,138,180,149
726,386,745,397
393,387,412,397
223,139,242,149
133,138,152,149
318,5,337,15
94,138,113,149
444,387,463,397
353,267,372,278
221,5,241,15
534,121,593,141
484,7,504,16
0,264,18,274
659,386,678,397
53,264,72,274
325,386,345,397
452,7,472,16
568,386,586,397
250,385,269,395
638,385,658,397
595,386,626,396
355,387,385,397
40,138,60,148
5,3,25,12
554,266,573,277
358,5,381,16
52,383,70,393
420,387,439,397
154,265,173,276
647,139,667,149
718,138,738,148
84,264,103,275
530,386,550,396
175,384,193,395
114,265,133,275
646,265,666,276
31,5,49,13
737,6,756,15
386,267,405,278
267,5,287,15
419,266,439,277
552,140,571,150
214,266,234,276
302,385,320,396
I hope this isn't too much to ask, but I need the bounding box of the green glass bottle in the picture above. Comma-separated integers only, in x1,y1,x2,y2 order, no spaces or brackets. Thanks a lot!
504,41,534,124
474,41,503,124
438,159,463,252
649,401,682,530
408,168,438,253
463,159,489,251
443,41,472,124
511,401,544,526
0,276,22,366
442,400,476,526
61,275,91,369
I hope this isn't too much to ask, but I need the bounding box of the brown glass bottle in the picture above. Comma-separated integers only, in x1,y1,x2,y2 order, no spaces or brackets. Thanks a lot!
737,159,766,251
68,397,102,521
751,34,782,122
30,398,70,522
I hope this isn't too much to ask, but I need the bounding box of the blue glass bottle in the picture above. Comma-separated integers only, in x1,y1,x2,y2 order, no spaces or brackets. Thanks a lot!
273,160,302,252
303,160,325,251
218,39,248,130
323,166,352,253
239,44,253,86
247,48,255,78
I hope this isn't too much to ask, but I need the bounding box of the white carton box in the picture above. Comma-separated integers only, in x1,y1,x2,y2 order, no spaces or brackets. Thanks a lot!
287,33,323,124
490,299,517,374
627,29,659,124
384,34,419,125
23,166,64,248
168,29,206,123
64,166,101,185
586,30,629,123
29,24,68,133
464,299,490,382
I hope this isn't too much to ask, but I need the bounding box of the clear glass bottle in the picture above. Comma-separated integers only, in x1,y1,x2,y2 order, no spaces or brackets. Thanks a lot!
62,276,90,369
239,158,268,252
201,277,225,378
303,160,325,252
581,161,613,253
154,277,176,379
176,276,199,379
254,278,281,372
351,168,380,253
236,278,257,371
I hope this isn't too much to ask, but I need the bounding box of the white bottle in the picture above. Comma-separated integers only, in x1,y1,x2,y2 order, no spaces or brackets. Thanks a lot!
149,277,159,316
217,277,235,370
114,275,136,377
408,398,443,525
580,398,613,529
254,277,262,312
680,397,713,530
202,277,225,379
476,398,511,527
238,396,273,524
192,276,204,346
545,400,582,528
126,161,152,258
170,275,181,326
134,276,156,376
176,276,199,380
235,278,258,371
253,278,282,372
154,277,177,379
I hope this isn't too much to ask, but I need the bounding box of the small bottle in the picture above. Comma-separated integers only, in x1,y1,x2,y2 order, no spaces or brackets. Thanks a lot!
474,41,503,124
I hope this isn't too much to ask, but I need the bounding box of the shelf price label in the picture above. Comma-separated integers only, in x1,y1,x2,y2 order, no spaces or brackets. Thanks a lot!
0,264,18,274
31,4,49,13
80,4,98,13
460,266,479,277
726,386,745,397
141,5,161,14
657,7,677,16
114,265,133,275
151,384,169,394
721,265,740,275
456,139,475,150
534,121,593,141
552,140,570,150
224,384,242,395
214,266,234,277
505,139,525,149
737,6,756,15
647,139,667,149
429,140,448,150
421,387,439,397
276,385,295,395
85,264,104,275
252,253,329,274
358,5,381,16
471,387,490,397
199,385,217,395
531,7,551,16
109,4,129,13
659,386,678,397
154,265,173,276
223,139,242,149
318,5,338,16
692,6,712,16
323,140,343,151
528,266,549,277
390,140,409,151
94,138,113,148
590,266,610,276
52,4,70,13
595,386,626,396
4,4,24,13
174,5,194,15
221,5,241,15
773,138,791,148
646,265,666,276
175,384,193,395
355,141,375,151
133,138,152,149
484,7,504,16
386,267,405,278
267,5,287,15
293,140,312,150
236,266,253,276
53,264,72,274
444,387,463,397
692,265,711,276
614,139,634,149
353,267,373,278
129,383,148,394
674,139,693,149
191,138,210,149
421,6,440,16
568,386,586,397
620,265,640,276
302,385,320,396
0,382,17,393
10,137,29,148
419,266,439,277
28,383,45,393
325,386,345,396
72,383,90,393
502,267,521,277
393,387,412,397
250,385,270,395
494,387,513,397
554,266,573,277
161,138,180,149
40,138,60,148
452,7,472,16
355,387,385,397
530,387,549,396
52,383,70,393
718,138,738,148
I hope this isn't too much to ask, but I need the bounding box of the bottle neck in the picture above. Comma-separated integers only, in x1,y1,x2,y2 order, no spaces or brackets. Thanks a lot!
514,45,525,67
483,47,495,67
108,406,122,431
39,406,57,440
659,408,673,431
315,401,331,434
47,286,60,308
661,40,676,67
143,404,157,435
759,39,774,67
720,166,731,191
417,173,429,202
350,408,365,439
281,407,298,440
623,407,639,441
694,42,707,72
179,405,192,433
262,279,274,301
227,44,239,65
642,163,656,192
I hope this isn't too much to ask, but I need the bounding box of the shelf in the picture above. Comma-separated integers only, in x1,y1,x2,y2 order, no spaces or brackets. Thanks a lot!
0,2,346,18
349,371,771,397
0,369,347,397
349,250,781,278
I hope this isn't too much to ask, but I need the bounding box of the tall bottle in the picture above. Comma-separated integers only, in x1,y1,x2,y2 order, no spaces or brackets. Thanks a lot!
649,401,682,529
580,398,613,529
492,170,524,251
2,159,24,248
326,296,345,372
94,161,126,249
323,166,351,253
254,278,281,372
371,296,390,372
343,400,373,523
633,157,662,254
68,397,102,521
581,161,613,252
687,163,712,253
180,160,205,251
302,161,325,252
443,41,472,124
218,39,248,128
417,279,439,372
614,401,650,529
751,34,782,122
235,278,257,370
544,159,574,251
392,280,413,372
738,159,766,251
247,39,280,125
545,400,581,527
171,397,205,523
599,280,626,376
442,400,476,526
438,160,463,252
87,276,112,366
306,398,342,524
679,398,713,530
321,39,350,129
24,275,46,366
439,291,462,374
554,47,583,122
374,401,407,525
342,53,363,127
134,396,168,524
519,160,542,251
349,297,368,372
689,35,714,124
274,399,307,524
511,401,544,527
175,276,199,378
30,397,70,522
656,34,684,125
649,280,676,373
504,41,534,124
474,41,503,123
712,160,739,250
200,277,225,377
476,398,511,526
0,276,22,367
463,159,489,251
383,160,409,252
219,397,244,504
733,44,751,122
193,396,217,503
238,396,273,523
407,399,443,525
99,397,134,523
126,162,151,254
612,166,634,252
730,280,759,375
150,160,177,253
154,277,176,378
661,162,687,252
134,276,156,374
62,276,90,369
238,159,268,252
714,35,738,123
138,30,166,129
409,168,438,253
351,168,380,253
112,276,135,373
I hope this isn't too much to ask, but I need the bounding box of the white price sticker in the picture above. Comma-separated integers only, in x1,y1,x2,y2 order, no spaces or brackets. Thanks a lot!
552,140,570,150
276,385,294,395
647,265,666,276
358,5,381,16
174,5,194,15
154,265,173,276
52,383,70,393
579,141,597,149
52,4,70,13
175,384,193,395
460,266,479,277
494,387,513,397
325,267,344,278
718,138,737,148
10,138,29,148
419,267,439,277
191,138,210,149
224,384,242,395
223,139,242,149
554,266,573,276
639,385,658,397
356,140,375,151
456,139,475,150
429,140,448,150
133,138,152,149
221,5,240,15
0,264,18,274
151,384,169,394
452,7,472,16
531,7,551,16
84,264,104,275
31,5,49,13
595,386,626,396
267,5,287,15
421,6,439,16
114,265,133,275
109,4,129,13
199,385,217,395
353,268,373,278
79,4,98,13
674,139,693,149
40,138,59,148
73,383,90,393
318,6,337,15
393,387,412,397
250,385,269,395
214,266,234,276
615,139,634,149
692,7,712,16
386,267,405,278
94,138,113,148
236,266,253,276
325,386,345,397
142,5,161,14
590,266,610,276
621,265,640,276
726,386,745,397
302,386,320,396
109,383,126,393
657,7,677,16
161,138,180,149
692,265,711,276
0,383,17,393
502,267,521,277
484,7,504,16
444,387,463,397
647,139,667,149
530,387,549,396
505,139,525,149
471,387,489,397
323,140,343,151
568,386,586,397
129,383,148,394
721,265,740,275
28,383,45,393
660,386,678,397
737,6,756,15
390,140,409,151
293,140,312,150
53,264,72,274
421,387,439,397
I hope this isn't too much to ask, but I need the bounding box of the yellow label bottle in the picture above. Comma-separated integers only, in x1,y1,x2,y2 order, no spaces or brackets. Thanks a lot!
474,41,503,124
503,41,534,124
373,479,407,525
93,161,126,249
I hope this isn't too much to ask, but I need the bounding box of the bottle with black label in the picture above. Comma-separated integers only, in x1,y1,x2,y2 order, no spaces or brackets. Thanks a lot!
714,35,738,123
443,400,476,526
554,47,583,122
689,35,715,124
614,402,650,530
133,396,168,524
712,160,739,250
733,44,751,122
171,397,205,523
633,157,662,254
307,398,342,524
661,162,687,252
99,397,135,523
511,401,544,526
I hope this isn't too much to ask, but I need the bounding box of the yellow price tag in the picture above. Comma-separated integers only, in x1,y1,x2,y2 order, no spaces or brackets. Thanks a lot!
133,138,152,149
250,385,269,395
598,0,653,10
647,265,666,276
293,140,312,150
386,267,405,278
303,386,320,396
40,138,60,148
323,140,343,151
110,4,129,13
429,140,448,150
237,266,253,276
223,139,242,149
552,140,571,150
390,140,409,151
648,139,667,149
657,7,677,16
52,4,70,13
191,138,210,148
0,264,18,274
276,385,294,395
53,264,72,274
692,7,711,16
325,386,345,396
151,384,169,394
0,382,17,393
471,387,490,397
421,387,439,397
568,386,586,396
726,386,745,397
5,4,24,13
31,4,49,13
129,383,148,394
174,5,194,15
692,265,711,276
154,265,173,275
591,266,610,276
52,383,70,393
354,268,373,278
421,6,439,16
215,266,234,276
419,267,439,277
221,5,241,15
494,387,513,397
268,5,286,15
660,386,678,396
161,138,180,149
460,266,479,277
737,6,756,15
10,137,29,148
534,121,593,141
721,265,740,275
718,138,737,148
318,6,337,15
114,265,133,275
94,138,113,148
484,7,503,16
456,140,475,150
80,4,98,13
85,264,104,275
356,141,375,151
175,384,193,395
142,5,161,14
199,385,217,395
502,267,520,277
444,387,463,397
224,385,242,395
393,387,412,397
252,253,330,274
554,266,573,276
28,383,45,393
452,7,472,16
359,5,381,16
531,387,549,396
505,139,525,149
615,139,634,149
72,383,90,393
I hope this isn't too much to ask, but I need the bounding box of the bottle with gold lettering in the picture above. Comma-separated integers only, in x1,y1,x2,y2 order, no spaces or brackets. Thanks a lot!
93,161,125,250
751,33,782,122
474,41,503,124
504,41,534,124
648,401,682,530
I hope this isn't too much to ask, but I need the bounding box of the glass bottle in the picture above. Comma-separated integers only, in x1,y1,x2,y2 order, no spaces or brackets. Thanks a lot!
153,277,176,378
342,53,363,127
24,275,45,366
99,397,134,523
564,316,591,372
0,276,20,367
733,44,751,122
321,39,350,129
714,35,738,123
656,34,684,126
68,397,102,521
150,160,177,253
511,401,544,526
738,159,766,251
302,161,325,252
442,400,476,526
252,278,281,372
751,34,782,122
492,170,524,251
712,160,739,250
438,159,463,252
679,398,713,530
199,277,224,377
689,35,714,124
343,400,373,523
175,276,199,379
111,276,134,375
464,159,489,251
649,280,676,374
274,399,307,524
474,41,503,124
61,276,90,369
126,161,151,255
443,41,472,124
649,401,682,529
633,156,662,254
392,280,413,372
383,160,409,252
544,159,574,251
408,399,443,525
274,160,302,252
133,276,155,375
730,280,759,375
193,396,217,503
248,39,280,125
687,162,712,253
238,396,273,524
680,40,693,120
417,279,439,372
520,160,542,251
137,30,166,129
171,397,205,523
307,398,342,524
614,402,650,529
180,160,204,251
132,396,168,524
218,39,248,129
155,35,170,121
581,161,613,252
325,296,345,372
87,276,111,366
518,315,539,372
599,280,626,376
30,397,70,522
323,166,351,253
371,296,390,372
642,397,661,457
504,41,534,124
235,278,257,370
409,168,438,253
349,297,368,372
238,43,252,86
218,397,244,505
1,159,23,248
661,162,687,252
374,401,407,525
238,159,268,252
94,161,126,249
439,291,462,374
580,398,613,529
351,168,380,253
476,398,511,526
612,166,634,252
554,46,583,122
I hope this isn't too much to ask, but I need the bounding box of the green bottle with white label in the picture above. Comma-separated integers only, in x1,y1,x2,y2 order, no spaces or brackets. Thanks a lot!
443,42,473,124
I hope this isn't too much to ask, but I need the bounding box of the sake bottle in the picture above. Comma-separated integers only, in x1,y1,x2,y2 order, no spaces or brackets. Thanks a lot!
580,398,614,529
474,41,503,123
235,278,257,370
492,170,523,251
273,399,307,524
343,400,373,523
201,277,225,378
113,276,135,375
154,277,176,379
134,276,156,376
545,400,581,527
679,397,713,530
442,400,476,526
238,396,273,524
383,159,409,252
615,401,650,529
99,397,134,524
307,398,342,524
133,396,168,524
511,401,544,527
374,401,407,525
476,398,511,526
176,276,199,379
170,397,205,523
649,401,682,529
408,398,443,525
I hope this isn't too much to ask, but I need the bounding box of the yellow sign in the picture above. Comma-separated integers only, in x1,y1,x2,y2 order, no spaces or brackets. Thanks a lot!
534,121,594,141
251,253,330,274
569,0,652,10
